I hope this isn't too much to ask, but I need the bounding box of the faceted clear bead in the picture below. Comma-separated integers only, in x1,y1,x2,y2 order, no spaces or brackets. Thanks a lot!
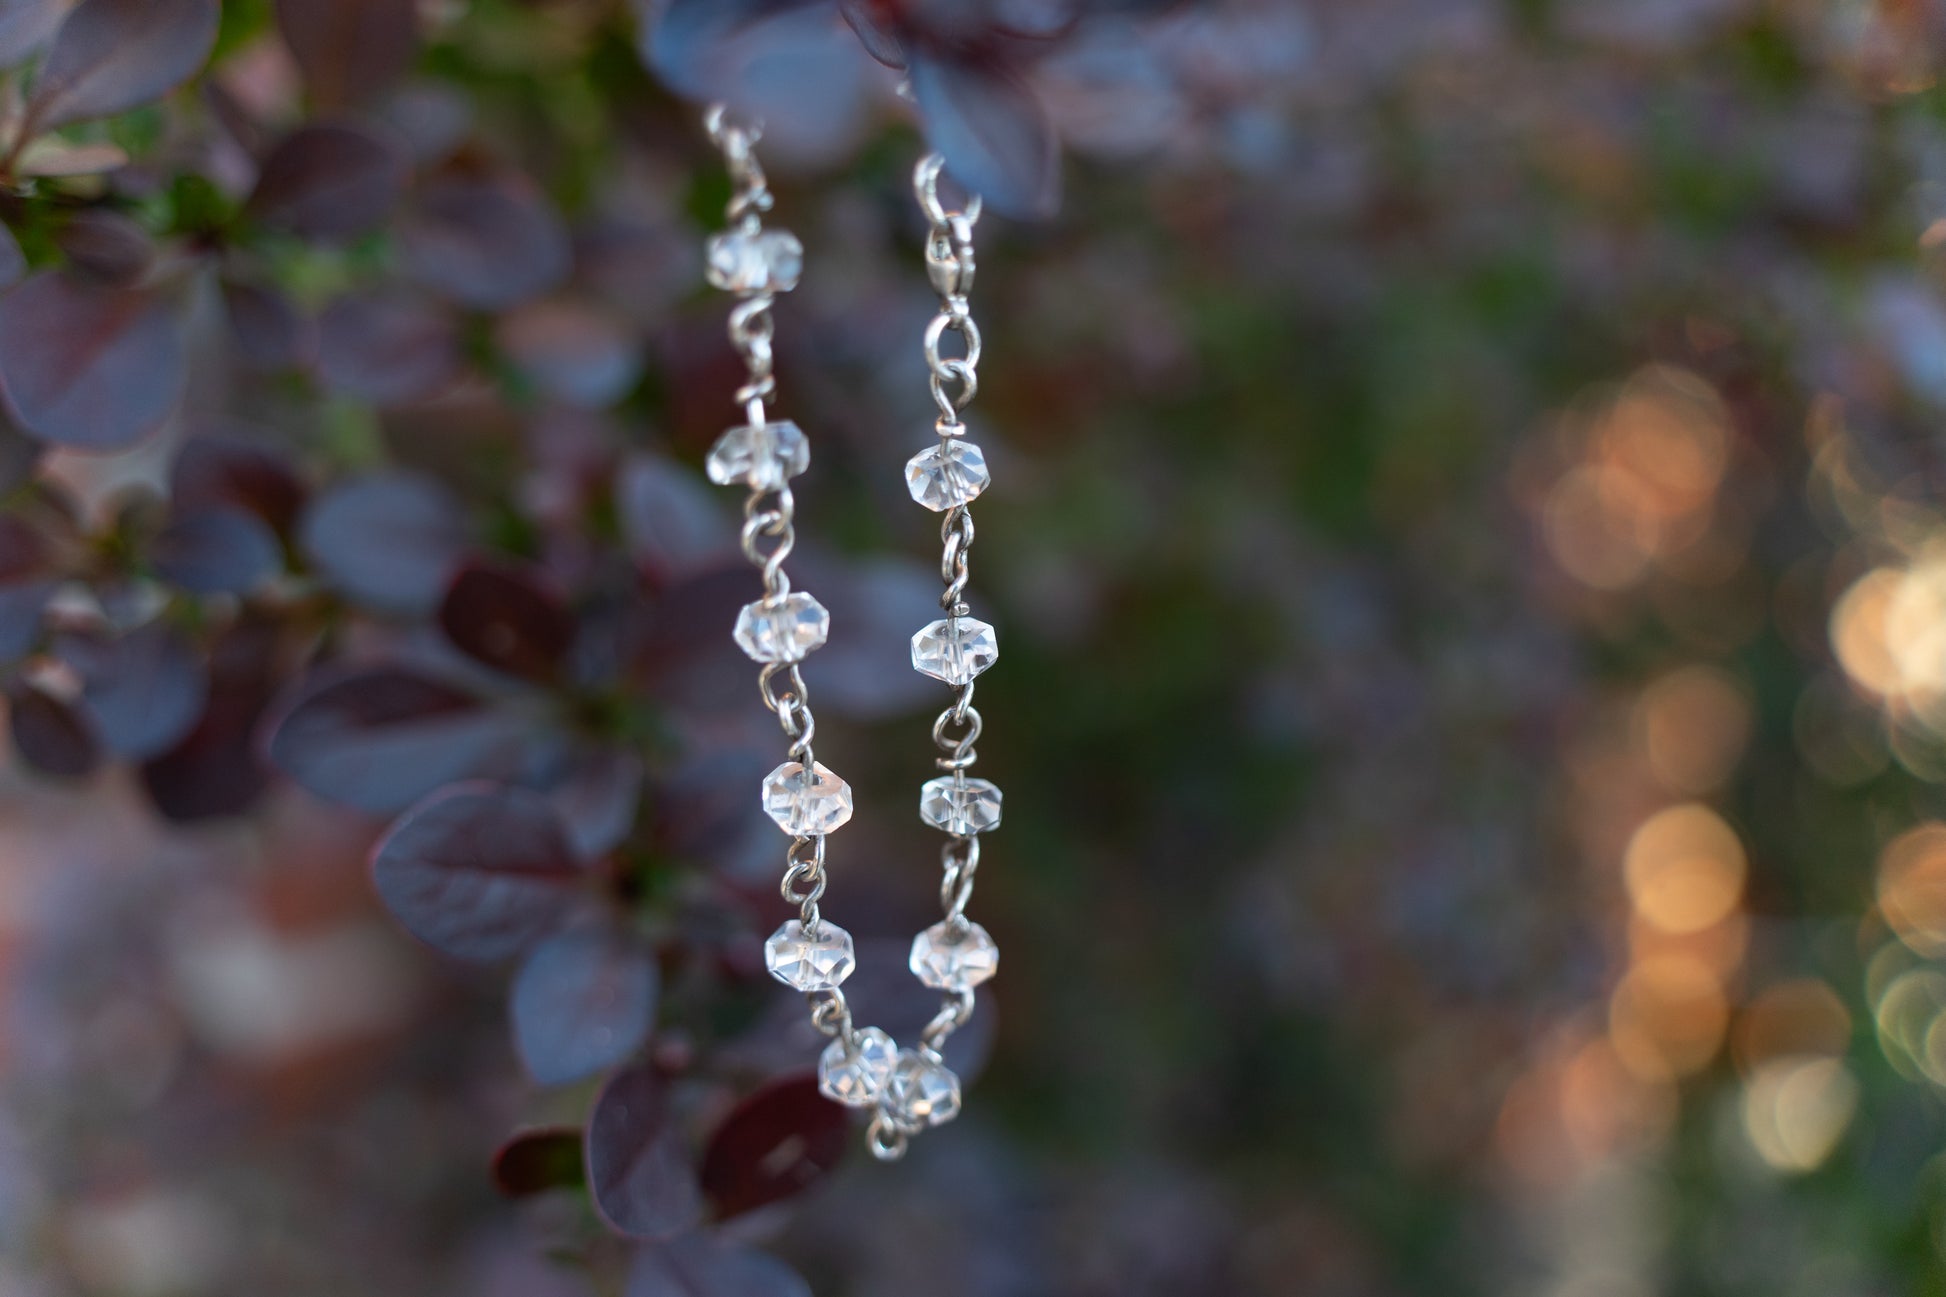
763,918,855,991
911,616,998,685
919,775,1003,835
904,440,990,511
733,593,829,663
761,761,853,836
818,1027,896,1107
909,919,999,991
705,228,803,294
880,1049,961,1132
706,420,809,491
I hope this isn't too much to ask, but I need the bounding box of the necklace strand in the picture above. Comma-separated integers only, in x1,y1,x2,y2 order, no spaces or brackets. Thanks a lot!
699,109,1002,1162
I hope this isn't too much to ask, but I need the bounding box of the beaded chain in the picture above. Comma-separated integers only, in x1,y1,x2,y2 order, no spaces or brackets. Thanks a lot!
699,109,1001,1162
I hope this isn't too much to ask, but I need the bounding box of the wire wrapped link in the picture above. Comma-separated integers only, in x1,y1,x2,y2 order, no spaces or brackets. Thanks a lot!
901,152,1000,1069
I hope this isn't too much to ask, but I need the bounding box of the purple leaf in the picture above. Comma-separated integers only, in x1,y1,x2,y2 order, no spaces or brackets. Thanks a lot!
0,0,74,68
247,123,406,241
57,621,208,760
616,453,730,580
265,667,530,814
53,209,152,285
0,412,39,494
315,290,459,407
909,52,1060,219
801,554,941,720
370,782,583,961
0,272,185,449
172,429,307,533
438,561,573,683
649,746,768,876
0,512,56,659
698,1075,848,1220
7,680,99,777
497,300,641,408
275,0,418,110
141,616,278,821
0,222,26,292
626,1235,810,1297
511,927,659,1086
26,0,218,131
837,0,904,66
219,280,311,373
492,1127,586,1199
541,742,644,860
586,1064,703,1239
400,173,571,310
150,506,280,595
642,0,829,101
299,471,466,614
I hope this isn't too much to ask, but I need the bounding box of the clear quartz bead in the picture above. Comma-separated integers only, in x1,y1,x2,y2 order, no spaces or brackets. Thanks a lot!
911,616,998,685
919,775,1002,835
909,919,999,991
733,593,829,663
880,1049,962,1132
818,1027,896,1107
706,420,809,490
706,228,803,294
763,918,855,991
761,761,854,835
904,439,990,511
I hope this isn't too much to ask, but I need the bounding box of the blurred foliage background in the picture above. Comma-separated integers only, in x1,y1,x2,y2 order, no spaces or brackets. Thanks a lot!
5,0,1946,1294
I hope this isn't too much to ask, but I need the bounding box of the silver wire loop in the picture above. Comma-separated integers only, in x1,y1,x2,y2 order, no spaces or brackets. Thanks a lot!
867,1114,908,1162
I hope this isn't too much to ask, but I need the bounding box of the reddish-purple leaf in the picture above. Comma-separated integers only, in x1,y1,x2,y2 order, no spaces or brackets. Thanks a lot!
497,300,641,408
0,0,74,68
626,1235,811,1297
151,506,280,595
511,928,659,1086
219,279,310,372
616,454,730,580
274,0,418,110
438,561,573,683
56,621,208,760
141,616,279,821
630,565,749,713
171,429,307,534
53,209,151,285
909,52,1060,219
541,742,644,860
370,782,582,962
492,1127,586,1199
265,667,529,814
26,0,218,131
399,173,571,310
698,1074,848,1220
585,1065,703,1239
0,272,185,449
299,471,466,614
247,123,405,241
7,680,99,777
315,289,459,406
